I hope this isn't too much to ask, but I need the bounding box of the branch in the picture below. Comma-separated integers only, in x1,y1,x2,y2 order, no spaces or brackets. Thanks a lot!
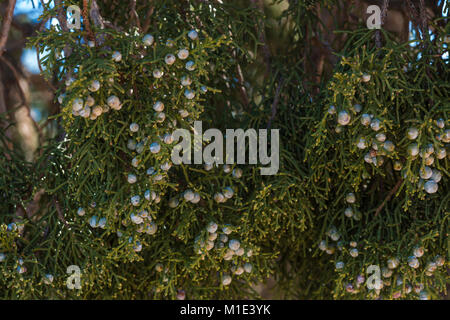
267,75,285,130
374,179,403,217
405,0,421,33
82,0,95,42
89,0,105,28
142,4,155,33
90,0,120,42
0,55,26,104
419,0,429,39
54,198,69,227
375,0,390,48
251,0,271,76
54,0,69,32
0,55,44,146
129,0,141,31
25,189,45,219
0,77,7,115
235,57,250,111
0,0,17,57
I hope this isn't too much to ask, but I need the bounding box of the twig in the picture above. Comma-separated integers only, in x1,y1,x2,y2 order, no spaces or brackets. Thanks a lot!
375,0,390,48
35,17,57,91
82,0,95,42
54,198,69,227
25,189,45,219
405,0,421,34
251,0,271,76
374,179,403,217
0,55,26,104
54,0,73,66
142,4,155,33
419,0,429,40
0,0,17,57
129,0,141,32
0,55,44,145
54,0,69,32
267,75,285,130
89,0,105,29
235,58,250,111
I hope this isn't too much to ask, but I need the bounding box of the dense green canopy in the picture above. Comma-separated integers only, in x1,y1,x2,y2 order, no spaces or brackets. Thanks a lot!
0,0,448,299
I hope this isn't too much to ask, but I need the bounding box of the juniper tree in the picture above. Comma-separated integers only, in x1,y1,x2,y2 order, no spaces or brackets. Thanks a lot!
0,0,448,299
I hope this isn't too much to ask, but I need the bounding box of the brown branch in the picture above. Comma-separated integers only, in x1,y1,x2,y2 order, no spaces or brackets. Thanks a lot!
54,0,73,67
419,0,429,39
267,75,285,130
129,0,141,31
405,0,421,33
0,55,26,104
54,198,69,227
0,77,7,115
142,4,155,33
35,17,57,92
90,0,120,44
374,179,403,217
375,0,390,48
235,61,250,111
82,0,95,42
0,55,44,146
89,0,105,29
25,189,45,219
0,0,17,57
54,0,69,32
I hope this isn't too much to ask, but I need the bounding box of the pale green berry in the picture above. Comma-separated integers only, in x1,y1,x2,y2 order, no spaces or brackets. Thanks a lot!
346,192,356,204
361,73,371,82
88,80,100,92
177,49,189,60
407,127,419,140
187,30,198,40
112,51,122,62
143,34,154,46
164,54,176,65
337,111,351,126
153,101,164,112
221,274,232,286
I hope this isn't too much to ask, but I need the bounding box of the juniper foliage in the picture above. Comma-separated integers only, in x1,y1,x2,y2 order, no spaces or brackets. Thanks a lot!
0,0,448,299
